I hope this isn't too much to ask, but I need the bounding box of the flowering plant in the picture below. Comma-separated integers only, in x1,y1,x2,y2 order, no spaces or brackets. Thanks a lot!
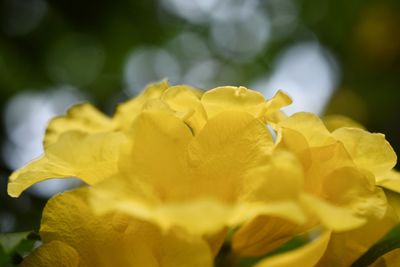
8,81,400,266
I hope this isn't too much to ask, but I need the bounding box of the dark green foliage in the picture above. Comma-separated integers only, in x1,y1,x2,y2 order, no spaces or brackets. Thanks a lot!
0,231,40,267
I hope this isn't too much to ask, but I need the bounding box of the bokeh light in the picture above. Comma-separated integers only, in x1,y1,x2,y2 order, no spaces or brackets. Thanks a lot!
160,0,218,24
252,41,339,115
210,9,271,61
124,47,181,94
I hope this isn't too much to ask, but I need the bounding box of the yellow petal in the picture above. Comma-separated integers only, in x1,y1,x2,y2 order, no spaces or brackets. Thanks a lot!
377,170,400,193
22,241,79,267
201,86,266,119
91,187,305,236
277,127,312,169
120,110,275,202
256,231,331,267
41,188,159,267
380,248,400,267
40,188,213,267
92,111,304,235
304,142,354,193
161,85,203,108
8,131,126,197
187,111,275,201
369,249,400,267
265,90,292,112
159,228,214,267
161,85,207,134
332,127,397,177
118,110,193,201
240,150,303,203
323,114,365,132
385,189,400,220
44,103,114,147
301,194,366,231
204,228,227,256
322,166,387,219
232,216,298,256
279,112,335,147
264,90,292,124
160,201,305,236
113,80,170,130
232,151,305,256
317,208,398,267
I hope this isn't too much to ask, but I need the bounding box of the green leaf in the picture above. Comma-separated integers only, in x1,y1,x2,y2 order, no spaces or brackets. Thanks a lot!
0,231,40,266
351,223,400,267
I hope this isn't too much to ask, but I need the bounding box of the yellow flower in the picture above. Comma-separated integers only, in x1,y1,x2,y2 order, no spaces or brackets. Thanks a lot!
231,112,391,257
22,188,213,267
8,81,291,198
87,83,303,236
9,82,304,233
259,114,399,267
8,82,399,266
312,116,400,267
283,112,391,221
90,108,305,235
316,208,398,266
9,82,307,263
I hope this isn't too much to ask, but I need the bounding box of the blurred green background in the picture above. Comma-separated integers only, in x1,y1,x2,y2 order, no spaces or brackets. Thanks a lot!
1,0,400,234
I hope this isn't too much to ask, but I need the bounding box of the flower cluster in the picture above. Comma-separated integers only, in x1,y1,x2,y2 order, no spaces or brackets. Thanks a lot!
9,81,400,266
